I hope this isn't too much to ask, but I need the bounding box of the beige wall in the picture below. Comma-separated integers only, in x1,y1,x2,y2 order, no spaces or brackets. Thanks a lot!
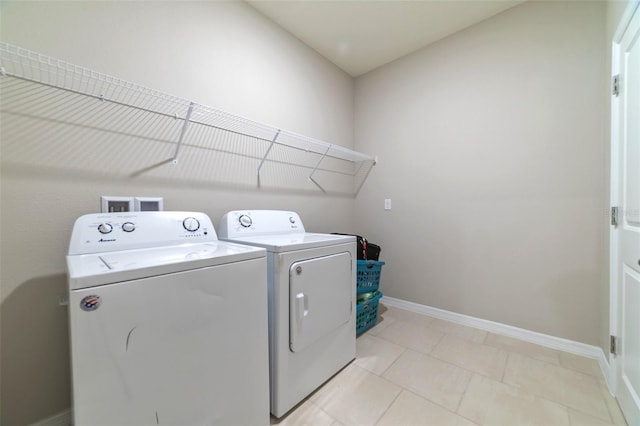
0,2,355,424
354,1,608,347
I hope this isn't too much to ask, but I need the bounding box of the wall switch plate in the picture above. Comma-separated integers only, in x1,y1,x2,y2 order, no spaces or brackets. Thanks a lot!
101,196,134,213
384,199,391,210
134,197,164,212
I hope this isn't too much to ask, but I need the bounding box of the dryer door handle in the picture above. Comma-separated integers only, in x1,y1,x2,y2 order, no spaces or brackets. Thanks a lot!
295,292,309,323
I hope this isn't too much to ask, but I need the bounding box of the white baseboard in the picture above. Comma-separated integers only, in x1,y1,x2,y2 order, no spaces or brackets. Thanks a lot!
381,295,613,393
30,409,71,426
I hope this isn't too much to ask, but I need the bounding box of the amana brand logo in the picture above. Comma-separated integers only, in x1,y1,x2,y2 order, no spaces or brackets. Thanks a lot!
80,295,101,312
98,238,116,243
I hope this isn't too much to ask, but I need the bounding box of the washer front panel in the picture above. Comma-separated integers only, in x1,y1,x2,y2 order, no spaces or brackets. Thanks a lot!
69,259,270,425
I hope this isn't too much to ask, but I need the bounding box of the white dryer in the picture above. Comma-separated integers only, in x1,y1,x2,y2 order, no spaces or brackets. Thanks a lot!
66,211,270,425
219,210,356,417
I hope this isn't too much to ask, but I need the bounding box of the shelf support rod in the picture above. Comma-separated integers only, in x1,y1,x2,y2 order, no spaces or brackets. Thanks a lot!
353,159,376,195
172,101,195,165
308,145,331,193
257,129,281,175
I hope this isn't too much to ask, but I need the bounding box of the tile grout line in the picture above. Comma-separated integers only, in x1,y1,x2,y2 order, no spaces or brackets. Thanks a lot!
599,387,619,425
372,387,404,426
310,400,340,425
405,386,480,425
453,371,474,416
500,352,511,383
481,329,489,344
377,345,408,377
427,325,447,354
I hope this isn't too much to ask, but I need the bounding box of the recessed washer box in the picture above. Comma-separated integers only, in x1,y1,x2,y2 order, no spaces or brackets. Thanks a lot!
134,197,163,212
101,196,134,213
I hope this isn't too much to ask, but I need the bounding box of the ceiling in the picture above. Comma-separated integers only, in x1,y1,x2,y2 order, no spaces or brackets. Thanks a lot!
247,0,526,77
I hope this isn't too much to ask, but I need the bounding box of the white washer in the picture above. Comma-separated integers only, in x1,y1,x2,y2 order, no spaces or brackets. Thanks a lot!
66,211,270,425
219,210,356,417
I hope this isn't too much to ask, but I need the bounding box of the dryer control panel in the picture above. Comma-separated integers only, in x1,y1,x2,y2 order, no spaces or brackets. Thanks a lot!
219,210,305,238
68,211,217,255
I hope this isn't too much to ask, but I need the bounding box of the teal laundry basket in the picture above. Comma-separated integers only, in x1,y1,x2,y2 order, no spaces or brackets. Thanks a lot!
356,290,383,335
356,260,385,294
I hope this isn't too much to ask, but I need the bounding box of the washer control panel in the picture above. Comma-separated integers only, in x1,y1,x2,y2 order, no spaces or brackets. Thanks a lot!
69,211,217,255
219,210,305,238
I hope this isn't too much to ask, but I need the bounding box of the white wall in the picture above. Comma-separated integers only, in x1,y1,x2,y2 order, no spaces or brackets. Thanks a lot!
0,2,355,424
354,1,608,347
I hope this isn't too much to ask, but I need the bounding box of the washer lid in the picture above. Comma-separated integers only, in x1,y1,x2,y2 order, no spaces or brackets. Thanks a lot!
67,241,265,290
221,232,355,252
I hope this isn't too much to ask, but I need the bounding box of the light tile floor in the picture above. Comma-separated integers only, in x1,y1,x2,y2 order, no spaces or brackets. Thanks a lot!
272,304,628,426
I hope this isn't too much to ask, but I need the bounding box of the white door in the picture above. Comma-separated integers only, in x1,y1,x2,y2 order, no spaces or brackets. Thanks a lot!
289,252,352,352
612,3,640,424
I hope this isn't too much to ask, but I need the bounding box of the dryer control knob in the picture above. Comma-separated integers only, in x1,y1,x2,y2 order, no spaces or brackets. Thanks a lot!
122,222,135,232
239,214,252,228
97,223,113,234
183,217,200,232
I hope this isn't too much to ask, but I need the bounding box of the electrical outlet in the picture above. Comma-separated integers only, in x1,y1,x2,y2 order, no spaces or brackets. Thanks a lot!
134,197,164,212
101,196,134,213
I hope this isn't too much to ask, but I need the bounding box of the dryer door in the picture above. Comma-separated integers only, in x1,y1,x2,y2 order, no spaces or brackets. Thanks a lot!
289,251,353,352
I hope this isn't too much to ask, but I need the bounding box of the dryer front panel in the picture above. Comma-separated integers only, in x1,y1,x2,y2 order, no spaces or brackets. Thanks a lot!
289,251,352,352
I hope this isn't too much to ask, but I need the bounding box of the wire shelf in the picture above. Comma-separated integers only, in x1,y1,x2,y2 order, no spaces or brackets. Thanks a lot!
0,42,376,195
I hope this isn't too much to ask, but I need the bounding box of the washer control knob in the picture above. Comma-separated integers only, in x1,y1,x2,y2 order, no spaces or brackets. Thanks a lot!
239,214,252,228
289,216,296,224
122,222,135,232
183,217,200,232
97,223,113,234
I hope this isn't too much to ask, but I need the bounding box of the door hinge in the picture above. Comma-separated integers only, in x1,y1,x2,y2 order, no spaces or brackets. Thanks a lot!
610,335,618,355
613,74,620,97
611,206,619,227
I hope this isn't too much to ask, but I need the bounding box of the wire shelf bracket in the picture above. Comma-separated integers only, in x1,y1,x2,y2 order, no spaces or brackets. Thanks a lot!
257,129,281,175
172,101,195,165
308,145,331,193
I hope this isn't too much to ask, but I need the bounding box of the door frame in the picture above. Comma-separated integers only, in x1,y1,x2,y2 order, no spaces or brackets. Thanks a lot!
609,0,640,396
